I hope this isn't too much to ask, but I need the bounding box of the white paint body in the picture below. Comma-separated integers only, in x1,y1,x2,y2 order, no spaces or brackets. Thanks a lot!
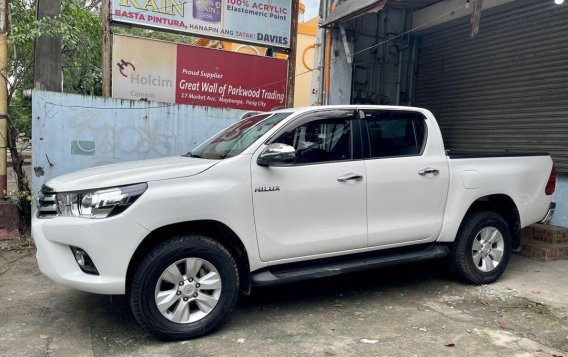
32,105,554,294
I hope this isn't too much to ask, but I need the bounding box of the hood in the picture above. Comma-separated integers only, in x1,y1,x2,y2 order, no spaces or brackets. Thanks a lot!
46,156,218,192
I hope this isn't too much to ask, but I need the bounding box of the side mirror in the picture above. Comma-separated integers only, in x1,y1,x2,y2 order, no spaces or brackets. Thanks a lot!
257,143,296,167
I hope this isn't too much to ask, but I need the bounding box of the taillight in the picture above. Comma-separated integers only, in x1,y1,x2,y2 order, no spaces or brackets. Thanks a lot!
545,165,557,195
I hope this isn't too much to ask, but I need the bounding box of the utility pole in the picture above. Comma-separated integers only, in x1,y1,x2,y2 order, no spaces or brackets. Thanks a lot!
0,0,8,198
102,0,111,97
0,0,17,240
286,0,299,108
34,0,62,91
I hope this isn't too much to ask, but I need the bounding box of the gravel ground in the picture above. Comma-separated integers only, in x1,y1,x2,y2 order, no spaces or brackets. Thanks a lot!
1,249,567,357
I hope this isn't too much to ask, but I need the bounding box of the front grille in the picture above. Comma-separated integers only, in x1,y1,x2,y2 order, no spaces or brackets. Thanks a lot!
37,185,57,218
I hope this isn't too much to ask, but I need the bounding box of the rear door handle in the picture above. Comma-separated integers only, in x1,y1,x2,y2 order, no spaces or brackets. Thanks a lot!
418,168,440,176
337,173,364,182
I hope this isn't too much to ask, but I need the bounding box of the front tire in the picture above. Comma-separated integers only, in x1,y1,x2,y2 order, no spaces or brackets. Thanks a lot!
451,211,512,285
129,235,239,340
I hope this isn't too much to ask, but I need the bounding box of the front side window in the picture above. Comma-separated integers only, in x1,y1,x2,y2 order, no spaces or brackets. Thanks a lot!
274,117,352,164
363,111,427,158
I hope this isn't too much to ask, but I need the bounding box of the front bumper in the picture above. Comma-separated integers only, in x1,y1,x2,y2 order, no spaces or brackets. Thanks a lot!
33,213,149,294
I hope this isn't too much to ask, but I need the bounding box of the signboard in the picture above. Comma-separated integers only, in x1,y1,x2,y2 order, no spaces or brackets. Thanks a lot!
112,35,288,111
111,0,292,49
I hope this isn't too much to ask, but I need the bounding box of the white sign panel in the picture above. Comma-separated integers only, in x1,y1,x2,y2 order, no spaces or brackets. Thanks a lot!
112,35,177,103
112,0,292,49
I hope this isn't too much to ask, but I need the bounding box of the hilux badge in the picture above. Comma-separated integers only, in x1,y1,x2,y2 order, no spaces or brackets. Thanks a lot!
254,186,280,193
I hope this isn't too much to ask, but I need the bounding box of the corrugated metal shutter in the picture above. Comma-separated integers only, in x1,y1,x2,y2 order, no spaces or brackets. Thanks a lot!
414,0,568,171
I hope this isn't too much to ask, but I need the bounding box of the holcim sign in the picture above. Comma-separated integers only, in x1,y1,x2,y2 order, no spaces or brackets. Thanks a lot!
111,0,292,49
112,35,288,111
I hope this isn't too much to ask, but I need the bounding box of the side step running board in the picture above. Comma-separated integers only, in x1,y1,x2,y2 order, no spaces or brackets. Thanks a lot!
251,244,449,287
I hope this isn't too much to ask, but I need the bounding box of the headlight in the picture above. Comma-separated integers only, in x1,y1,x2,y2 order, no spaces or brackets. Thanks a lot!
55,183,147,219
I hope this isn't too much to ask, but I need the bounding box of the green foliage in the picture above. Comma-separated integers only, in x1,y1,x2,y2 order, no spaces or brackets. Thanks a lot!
7,0,35,136
19,233,35,248
7,0,103,137
6,0,195,137
8,91,31,136
61,1,103,95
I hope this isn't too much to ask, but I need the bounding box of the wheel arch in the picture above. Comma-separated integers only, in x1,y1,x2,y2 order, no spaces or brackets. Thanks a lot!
461,194,521,251
126,220,251,295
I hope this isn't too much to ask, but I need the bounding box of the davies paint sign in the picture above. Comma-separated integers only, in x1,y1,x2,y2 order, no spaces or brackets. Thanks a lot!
112,35,288,111
112,0,292,49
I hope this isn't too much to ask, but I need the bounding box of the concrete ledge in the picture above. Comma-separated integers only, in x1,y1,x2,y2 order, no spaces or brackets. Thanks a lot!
0,202,19,241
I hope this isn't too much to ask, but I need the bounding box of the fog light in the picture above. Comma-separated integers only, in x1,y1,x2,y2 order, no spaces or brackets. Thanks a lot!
74,250,86,266
70,246,99,275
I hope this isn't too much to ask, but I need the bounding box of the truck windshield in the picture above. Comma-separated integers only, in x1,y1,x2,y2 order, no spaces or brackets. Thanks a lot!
187,112,293,160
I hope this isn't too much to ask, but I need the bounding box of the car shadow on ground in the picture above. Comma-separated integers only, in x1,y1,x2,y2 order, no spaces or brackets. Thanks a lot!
243,258,452,307
81,258,454,346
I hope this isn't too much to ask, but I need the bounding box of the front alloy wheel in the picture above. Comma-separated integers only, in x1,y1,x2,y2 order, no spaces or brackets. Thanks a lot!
130,235,239,340
155,258,222,324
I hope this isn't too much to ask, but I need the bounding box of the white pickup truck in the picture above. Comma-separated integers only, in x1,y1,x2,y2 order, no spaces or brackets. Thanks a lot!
34,105,556,340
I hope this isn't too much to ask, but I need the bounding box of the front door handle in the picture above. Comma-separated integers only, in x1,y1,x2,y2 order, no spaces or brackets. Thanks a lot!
418,168,440,176
337,173,364,182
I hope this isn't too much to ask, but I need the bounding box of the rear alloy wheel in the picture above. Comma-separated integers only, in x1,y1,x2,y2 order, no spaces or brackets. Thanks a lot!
471,226,505,273
451,211,512,285
130,235,239,340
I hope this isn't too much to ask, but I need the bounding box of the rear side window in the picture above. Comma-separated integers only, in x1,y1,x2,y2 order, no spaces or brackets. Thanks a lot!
363,111,427,158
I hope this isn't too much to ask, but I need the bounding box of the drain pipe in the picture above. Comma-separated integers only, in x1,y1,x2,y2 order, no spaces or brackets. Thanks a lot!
395,10,407,106
318,0,329,105
408,37,417,106
323,1,336,105
324,27,333,104
395,49,403,105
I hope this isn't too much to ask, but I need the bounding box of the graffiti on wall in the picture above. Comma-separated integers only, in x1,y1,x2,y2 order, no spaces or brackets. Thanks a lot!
68,110,180,158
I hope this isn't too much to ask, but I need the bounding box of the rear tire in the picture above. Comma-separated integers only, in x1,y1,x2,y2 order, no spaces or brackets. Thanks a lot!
451,211,511,285
129,235,239,340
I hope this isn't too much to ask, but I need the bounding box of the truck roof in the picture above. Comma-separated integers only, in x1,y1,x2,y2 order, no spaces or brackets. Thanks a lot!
271,105,431,116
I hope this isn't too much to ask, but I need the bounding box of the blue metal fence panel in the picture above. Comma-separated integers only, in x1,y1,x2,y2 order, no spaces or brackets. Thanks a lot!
31,90,248,196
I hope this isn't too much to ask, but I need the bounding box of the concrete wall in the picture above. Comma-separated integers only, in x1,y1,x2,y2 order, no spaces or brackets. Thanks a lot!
294,17,318,107
328,27,353,105
31,90,247,195
551,173,568,228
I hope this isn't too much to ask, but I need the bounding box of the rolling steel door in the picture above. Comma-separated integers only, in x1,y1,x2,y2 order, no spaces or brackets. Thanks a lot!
414,0,568,171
